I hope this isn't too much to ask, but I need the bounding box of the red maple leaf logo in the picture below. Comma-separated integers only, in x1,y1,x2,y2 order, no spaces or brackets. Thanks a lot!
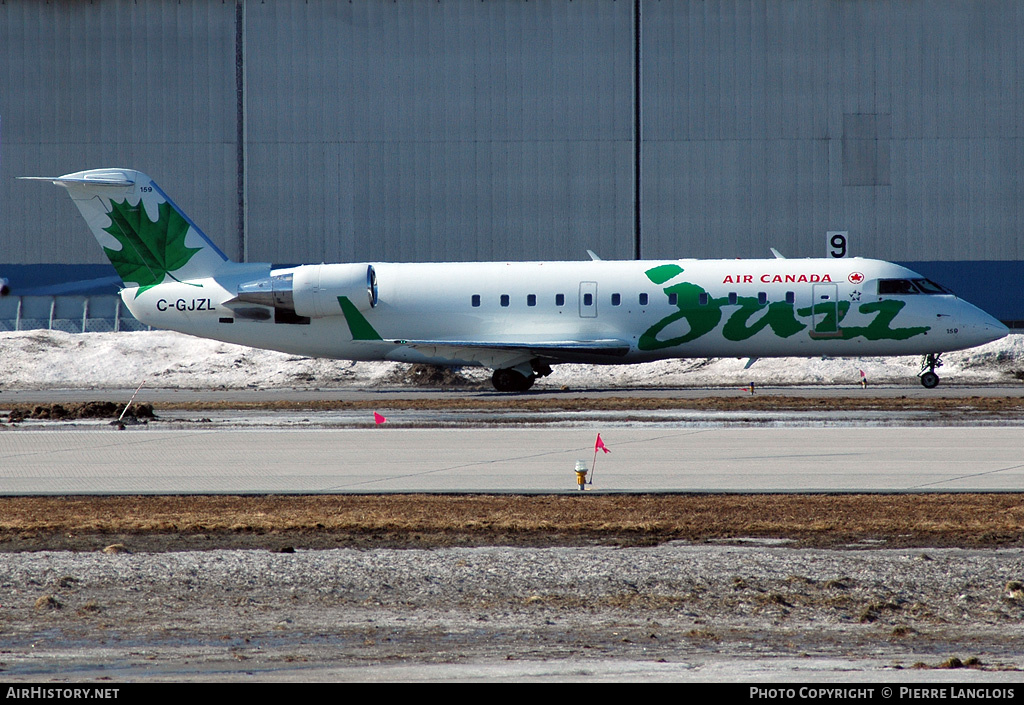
848,272,865,284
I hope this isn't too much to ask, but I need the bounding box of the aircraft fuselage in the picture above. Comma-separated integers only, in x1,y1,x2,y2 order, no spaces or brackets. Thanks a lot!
26,168,1008,391
123,257,1006,368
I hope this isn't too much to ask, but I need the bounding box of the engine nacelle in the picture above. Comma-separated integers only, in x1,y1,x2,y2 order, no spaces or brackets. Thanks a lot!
229,263,377,321
292,263,378,318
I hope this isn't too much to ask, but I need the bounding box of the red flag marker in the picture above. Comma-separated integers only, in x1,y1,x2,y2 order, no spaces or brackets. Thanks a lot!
373,412,387,425
590,433,610,486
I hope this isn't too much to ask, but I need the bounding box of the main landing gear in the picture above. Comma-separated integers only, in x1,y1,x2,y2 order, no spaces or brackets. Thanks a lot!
491,360,553,393
919,353,943,389
491,368,535,392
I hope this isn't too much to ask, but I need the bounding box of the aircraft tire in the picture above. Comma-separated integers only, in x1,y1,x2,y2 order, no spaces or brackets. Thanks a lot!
920,371,940,389
491,368,536,393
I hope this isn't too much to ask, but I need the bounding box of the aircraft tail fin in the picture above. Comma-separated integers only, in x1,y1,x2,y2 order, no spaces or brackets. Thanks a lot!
20,168,231,292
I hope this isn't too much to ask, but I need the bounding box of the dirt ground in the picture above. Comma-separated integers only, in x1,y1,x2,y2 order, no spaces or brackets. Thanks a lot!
8,392,1024,422
149,393,1024,415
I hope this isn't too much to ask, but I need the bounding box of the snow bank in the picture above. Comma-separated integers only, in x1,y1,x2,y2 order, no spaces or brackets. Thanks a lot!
0,329,1021,390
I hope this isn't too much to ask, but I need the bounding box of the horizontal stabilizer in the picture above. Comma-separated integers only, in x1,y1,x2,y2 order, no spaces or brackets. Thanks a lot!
19,172,136,188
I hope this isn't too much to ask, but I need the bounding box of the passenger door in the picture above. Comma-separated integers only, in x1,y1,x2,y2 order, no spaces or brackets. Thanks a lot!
810,283,841,337
579,281,597,318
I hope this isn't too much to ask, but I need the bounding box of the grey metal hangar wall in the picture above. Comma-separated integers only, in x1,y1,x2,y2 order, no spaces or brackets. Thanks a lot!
1,0,1022,319
639,0,1024,322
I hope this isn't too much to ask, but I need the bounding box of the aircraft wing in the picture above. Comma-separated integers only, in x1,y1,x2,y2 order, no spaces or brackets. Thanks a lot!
388,338,631,364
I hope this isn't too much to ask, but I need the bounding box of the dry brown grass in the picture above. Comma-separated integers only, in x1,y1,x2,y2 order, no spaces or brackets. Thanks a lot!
2,493,1023,552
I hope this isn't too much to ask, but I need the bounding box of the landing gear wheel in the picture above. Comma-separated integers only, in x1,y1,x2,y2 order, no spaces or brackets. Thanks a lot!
491,368,536,393
918,353,943,389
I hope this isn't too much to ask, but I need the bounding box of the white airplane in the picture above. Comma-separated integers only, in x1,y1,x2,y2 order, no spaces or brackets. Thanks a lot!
24,168,1008,391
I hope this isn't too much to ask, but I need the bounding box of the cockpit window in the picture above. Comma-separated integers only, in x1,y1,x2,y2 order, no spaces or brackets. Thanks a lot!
877,278,953,295
878,279,917,294
912,278,952,294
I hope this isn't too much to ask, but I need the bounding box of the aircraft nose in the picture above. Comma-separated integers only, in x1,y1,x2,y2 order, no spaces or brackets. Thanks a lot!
982,317,1010,343
966,307,1009,346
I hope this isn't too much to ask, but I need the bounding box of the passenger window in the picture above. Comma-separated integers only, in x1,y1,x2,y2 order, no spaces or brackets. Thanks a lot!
611,293,621,306
698,293,708,306
583,293,593,306
500,294,510,307
758,292,767,305
785,291,795,304
555,294,565,306
668,293,678,306
639,293,648,305
728,292,737,305
527,294,536,306
471,294,481,307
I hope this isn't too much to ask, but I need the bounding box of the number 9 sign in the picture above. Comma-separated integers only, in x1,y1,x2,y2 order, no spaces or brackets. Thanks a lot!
827,231,848,258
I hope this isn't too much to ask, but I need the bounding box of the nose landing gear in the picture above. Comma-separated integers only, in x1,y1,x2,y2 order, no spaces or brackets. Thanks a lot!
919,353,943,389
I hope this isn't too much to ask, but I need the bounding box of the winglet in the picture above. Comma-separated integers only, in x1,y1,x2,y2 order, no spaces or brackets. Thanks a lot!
770,248,786,259
586,250,602,261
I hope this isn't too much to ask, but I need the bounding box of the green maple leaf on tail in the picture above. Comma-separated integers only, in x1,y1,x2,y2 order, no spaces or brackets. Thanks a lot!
102,198,202,297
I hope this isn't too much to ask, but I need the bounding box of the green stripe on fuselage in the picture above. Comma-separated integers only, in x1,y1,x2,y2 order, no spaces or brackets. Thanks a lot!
639,266,928,350
337,296,382,341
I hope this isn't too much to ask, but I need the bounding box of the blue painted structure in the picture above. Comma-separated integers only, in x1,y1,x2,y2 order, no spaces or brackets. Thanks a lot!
898,261,1024,326
1,264,121,297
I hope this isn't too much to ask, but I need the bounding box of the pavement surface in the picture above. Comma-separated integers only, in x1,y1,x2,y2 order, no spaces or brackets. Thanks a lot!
2,425,1023,494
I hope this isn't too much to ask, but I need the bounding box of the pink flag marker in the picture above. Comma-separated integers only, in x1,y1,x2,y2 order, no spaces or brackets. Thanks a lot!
590,433,610,486
373,412,387,425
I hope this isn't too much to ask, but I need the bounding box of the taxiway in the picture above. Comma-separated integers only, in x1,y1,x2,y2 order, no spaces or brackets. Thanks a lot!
2,425,1022,494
